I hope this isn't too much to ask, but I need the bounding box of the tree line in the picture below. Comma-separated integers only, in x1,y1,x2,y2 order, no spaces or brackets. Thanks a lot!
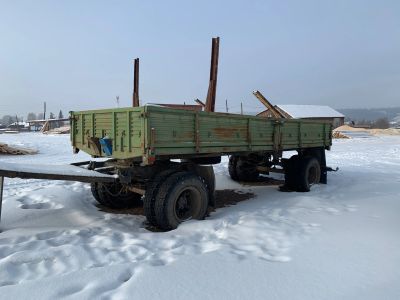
354,117,390,129
0,110,64,126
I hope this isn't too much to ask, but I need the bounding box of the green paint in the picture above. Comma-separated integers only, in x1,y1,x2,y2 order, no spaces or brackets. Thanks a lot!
70,106,332,165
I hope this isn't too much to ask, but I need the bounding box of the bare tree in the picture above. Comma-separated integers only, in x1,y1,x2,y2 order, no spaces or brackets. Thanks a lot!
372,118,390,129
1,115,15,126
27,112,37,121
57,110,64,127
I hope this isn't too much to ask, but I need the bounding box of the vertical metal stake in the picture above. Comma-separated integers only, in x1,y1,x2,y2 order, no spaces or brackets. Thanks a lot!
0,176,4,224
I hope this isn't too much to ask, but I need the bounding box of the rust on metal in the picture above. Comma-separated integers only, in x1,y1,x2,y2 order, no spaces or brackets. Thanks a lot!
213,127,245,139
205,37,220,112
273,121,281,152
247,118,252,149
133,58,140,107
150,127,155,153
256,166,285,174
127,185,145,195
87,137,101,156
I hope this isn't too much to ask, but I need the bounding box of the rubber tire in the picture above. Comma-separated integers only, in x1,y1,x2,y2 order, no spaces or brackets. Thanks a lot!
143,169,177,226
284,155,300,190
297,157,321,192
235,157,259,182
91,183,102,202
96,182,142,209
228,155,239,181
154,172,209,230
189,165,216,207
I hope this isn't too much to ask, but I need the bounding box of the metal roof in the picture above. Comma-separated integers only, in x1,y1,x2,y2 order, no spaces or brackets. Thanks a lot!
276,105,344,118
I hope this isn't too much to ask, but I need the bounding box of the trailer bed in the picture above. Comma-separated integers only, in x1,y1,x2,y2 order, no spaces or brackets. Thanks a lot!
70,105,332,164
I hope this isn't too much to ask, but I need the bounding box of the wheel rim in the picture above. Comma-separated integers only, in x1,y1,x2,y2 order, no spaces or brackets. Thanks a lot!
101,183,130,198
173,187,201,222
307,165,318,186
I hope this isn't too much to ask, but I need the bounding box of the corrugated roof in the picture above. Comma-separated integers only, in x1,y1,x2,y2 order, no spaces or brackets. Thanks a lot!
277,105,344,118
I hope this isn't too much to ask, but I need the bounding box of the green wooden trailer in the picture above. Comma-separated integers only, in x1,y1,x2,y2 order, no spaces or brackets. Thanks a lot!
70,105,332,164
67,105,333,230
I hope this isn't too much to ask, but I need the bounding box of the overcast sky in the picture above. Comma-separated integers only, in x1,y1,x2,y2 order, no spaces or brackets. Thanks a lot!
0,0,399,117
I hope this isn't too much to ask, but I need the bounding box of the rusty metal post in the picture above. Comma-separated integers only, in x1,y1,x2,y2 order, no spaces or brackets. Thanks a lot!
205,37,220,112
133,58,140,107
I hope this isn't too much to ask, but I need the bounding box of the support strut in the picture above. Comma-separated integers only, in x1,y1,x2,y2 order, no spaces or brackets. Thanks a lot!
0,176,4,226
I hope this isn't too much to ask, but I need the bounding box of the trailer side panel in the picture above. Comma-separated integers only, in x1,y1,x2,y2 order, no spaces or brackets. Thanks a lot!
70,106,332,163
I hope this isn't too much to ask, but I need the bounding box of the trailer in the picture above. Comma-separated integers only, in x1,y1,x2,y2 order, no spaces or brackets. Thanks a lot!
0,37,334,230
0,105,332,230
64,104,331,229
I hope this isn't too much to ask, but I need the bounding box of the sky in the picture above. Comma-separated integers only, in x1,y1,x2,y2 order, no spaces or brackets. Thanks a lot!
0,0,399,118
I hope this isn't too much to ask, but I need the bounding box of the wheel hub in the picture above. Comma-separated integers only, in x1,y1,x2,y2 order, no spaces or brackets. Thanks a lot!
175,190,194,221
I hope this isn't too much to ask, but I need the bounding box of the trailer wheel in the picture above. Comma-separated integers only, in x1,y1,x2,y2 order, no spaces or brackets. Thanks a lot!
228,155,239,180
90,183,102,203
297,157,321,192
235,157,259,182
154,172,209,230
95,182,142,209
284,155,300,190
188,165,216,207
143,169,177,226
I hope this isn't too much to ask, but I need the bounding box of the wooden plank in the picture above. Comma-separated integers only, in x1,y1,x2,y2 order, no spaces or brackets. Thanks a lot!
253,90,285,118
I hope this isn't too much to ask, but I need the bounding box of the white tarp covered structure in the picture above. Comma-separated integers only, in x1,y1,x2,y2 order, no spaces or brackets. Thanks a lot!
276,105,344,119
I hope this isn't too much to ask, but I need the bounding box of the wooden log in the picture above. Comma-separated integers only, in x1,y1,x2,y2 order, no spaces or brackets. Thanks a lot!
0,143,38,155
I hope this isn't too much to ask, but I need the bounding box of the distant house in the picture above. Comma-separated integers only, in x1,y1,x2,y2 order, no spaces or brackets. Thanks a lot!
257,105,345,128
8,121,30,132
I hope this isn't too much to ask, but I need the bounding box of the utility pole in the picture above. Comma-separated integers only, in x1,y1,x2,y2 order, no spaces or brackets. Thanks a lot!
241,102,243,115
225,99,229,113
116,96,120,107
43,101,46,120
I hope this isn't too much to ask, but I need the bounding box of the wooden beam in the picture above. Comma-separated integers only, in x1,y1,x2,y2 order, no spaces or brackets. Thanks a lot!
194,99,206,107
133,58,140,107
205,37,220,112
252,90,285,118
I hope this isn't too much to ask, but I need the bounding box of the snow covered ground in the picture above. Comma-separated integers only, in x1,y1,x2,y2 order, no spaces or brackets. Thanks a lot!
0,133,399,300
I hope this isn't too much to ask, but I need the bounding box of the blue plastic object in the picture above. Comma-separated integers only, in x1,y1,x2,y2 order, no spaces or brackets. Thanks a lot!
99,137,113,156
